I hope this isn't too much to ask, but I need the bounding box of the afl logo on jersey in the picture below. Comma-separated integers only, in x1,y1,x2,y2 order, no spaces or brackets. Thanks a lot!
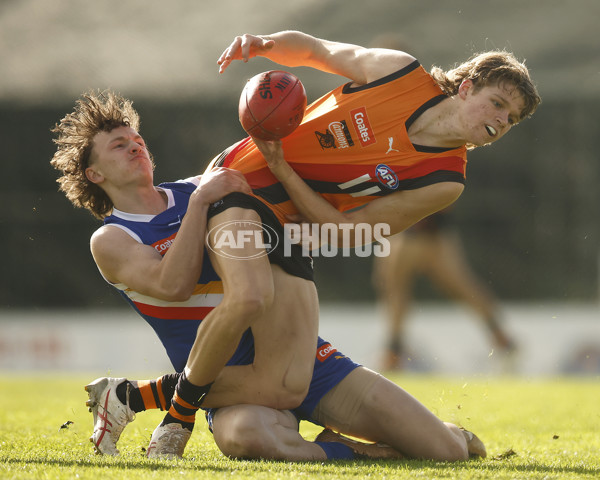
375,164,399,190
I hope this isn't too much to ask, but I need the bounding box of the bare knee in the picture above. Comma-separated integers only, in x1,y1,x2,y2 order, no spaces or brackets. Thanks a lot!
213,407,277,459
222,287,274,329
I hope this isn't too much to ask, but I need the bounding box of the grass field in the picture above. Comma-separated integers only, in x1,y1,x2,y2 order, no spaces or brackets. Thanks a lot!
0,374,598,479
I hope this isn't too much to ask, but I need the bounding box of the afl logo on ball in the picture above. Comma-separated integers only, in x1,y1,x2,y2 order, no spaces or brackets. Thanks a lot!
375,164,399,190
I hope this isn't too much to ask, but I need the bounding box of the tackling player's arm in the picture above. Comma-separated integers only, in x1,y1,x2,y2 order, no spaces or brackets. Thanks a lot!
91,168,251,301
254,138,463,245
218,31,415,86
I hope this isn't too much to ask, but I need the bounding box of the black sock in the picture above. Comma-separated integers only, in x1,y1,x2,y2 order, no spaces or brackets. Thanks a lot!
116,381,143,412
159,373,180,406
115,373,182,413
160,371,213,431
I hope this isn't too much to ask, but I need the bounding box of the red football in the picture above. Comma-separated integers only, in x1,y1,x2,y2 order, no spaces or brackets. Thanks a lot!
239,70,307,141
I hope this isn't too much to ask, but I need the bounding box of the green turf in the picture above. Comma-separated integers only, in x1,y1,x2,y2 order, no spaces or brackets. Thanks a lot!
0,374,598,479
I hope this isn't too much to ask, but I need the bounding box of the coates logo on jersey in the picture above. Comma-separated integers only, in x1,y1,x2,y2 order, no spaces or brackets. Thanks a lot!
316,342,337,362
350,107,376,147
152,232,177,256
375,164,399,190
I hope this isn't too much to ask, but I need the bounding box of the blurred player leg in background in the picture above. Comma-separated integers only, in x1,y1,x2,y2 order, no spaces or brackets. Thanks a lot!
373,210,516,371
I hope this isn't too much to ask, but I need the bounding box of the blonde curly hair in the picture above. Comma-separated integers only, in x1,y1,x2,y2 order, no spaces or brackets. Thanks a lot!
50,90,144,219
430,50,541,121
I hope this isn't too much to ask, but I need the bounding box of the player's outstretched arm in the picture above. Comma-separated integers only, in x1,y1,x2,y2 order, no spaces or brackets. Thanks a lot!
218,31,415,85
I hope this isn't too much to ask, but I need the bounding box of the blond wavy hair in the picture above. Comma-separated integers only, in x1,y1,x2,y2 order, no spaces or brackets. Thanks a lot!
50,90,145,219
430,50,541,121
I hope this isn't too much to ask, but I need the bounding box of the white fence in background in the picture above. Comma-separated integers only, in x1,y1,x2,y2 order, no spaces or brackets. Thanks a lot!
0,303,598,377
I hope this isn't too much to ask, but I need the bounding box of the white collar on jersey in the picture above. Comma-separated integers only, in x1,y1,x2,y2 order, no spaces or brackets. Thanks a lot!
111,187,175,222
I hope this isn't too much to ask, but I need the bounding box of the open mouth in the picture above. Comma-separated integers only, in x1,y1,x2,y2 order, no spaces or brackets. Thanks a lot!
485,125,497,137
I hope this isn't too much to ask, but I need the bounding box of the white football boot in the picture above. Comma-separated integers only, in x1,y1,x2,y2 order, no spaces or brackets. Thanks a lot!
146,423,192,459
84,377,135,455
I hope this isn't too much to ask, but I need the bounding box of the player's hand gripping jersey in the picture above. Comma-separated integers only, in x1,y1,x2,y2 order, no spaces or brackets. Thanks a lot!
209,61,467,225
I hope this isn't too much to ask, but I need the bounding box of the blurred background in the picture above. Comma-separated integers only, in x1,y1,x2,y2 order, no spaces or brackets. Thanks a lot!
1,0,599,375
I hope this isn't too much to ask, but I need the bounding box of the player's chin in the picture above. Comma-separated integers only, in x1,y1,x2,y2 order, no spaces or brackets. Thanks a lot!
471,135,497,148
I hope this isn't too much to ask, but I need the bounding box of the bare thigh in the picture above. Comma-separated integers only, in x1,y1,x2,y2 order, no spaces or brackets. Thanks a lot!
203,207,318,409
250,265,319,399
184,207,275,387
313,367,464,460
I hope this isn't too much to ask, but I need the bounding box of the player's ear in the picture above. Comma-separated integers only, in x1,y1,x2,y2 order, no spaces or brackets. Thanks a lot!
458,78,474,99
85,166,104,184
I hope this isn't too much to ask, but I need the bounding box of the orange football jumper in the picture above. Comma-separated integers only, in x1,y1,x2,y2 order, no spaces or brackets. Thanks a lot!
209,61,467,225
